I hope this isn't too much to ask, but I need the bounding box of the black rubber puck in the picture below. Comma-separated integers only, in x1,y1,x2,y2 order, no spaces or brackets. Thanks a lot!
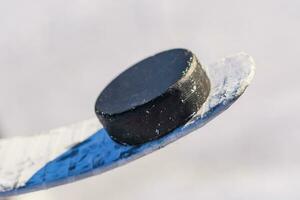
95,48,210,145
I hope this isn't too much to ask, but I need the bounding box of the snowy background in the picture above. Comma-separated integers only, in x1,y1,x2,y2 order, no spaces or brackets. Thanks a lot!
0,0,299,199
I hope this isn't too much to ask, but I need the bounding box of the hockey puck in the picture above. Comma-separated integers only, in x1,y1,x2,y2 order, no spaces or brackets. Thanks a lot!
95,48,210,145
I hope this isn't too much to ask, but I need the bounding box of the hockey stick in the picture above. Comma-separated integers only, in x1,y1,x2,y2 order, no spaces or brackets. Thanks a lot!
0,52,255,197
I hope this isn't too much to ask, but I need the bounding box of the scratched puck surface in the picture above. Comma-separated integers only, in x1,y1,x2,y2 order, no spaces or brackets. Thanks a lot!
95,48,210,145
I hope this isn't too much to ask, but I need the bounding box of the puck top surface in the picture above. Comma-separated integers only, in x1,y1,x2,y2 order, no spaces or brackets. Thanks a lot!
97,49,193,115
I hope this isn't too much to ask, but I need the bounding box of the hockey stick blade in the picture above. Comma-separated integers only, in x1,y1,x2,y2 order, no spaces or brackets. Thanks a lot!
0,52,255,197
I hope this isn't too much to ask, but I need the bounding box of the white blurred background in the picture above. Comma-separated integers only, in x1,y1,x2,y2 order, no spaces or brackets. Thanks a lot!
0,0,299,199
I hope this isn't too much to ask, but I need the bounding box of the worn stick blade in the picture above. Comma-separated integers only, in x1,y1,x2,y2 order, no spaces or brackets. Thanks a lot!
0,53,255,197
